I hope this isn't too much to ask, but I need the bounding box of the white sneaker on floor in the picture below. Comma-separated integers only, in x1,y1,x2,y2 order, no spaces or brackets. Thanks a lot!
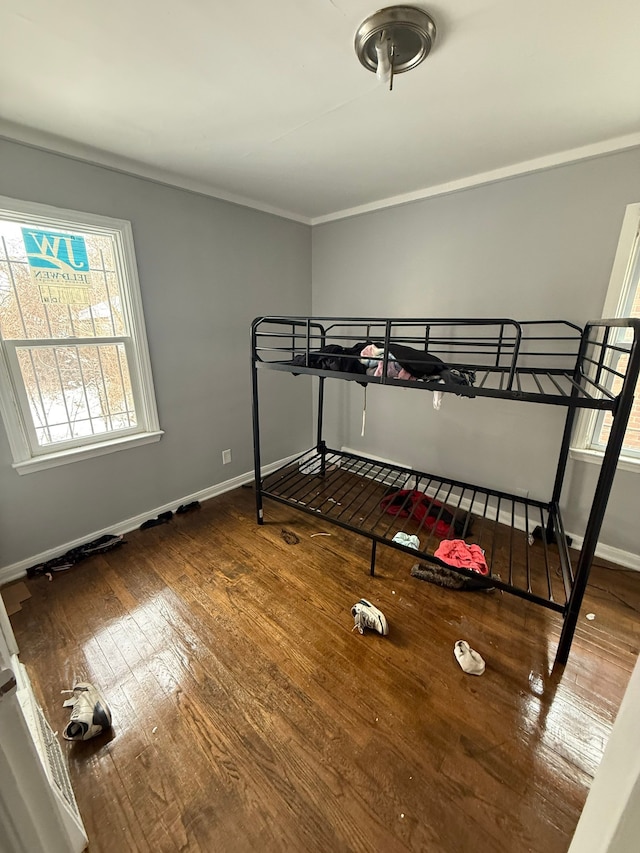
351,599,389,636
62,682,112,741
453,640,485,676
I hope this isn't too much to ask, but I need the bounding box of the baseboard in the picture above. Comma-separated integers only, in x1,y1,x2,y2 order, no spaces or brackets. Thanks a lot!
0,453,300,586
563,534,640,572
340,446,414,487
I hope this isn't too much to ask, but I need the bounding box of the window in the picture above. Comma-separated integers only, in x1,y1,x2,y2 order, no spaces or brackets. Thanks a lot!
0,196,161,474
572,202,640,470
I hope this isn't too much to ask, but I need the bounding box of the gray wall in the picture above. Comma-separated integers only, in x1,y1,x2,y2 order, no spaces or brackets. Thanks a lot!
312,148,640,557
2,140,639,569
0,139,312,568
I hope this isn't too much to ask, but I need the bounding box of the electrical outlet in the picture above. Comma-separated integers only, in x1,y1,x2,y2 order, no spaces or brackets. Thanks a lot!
222,449,232,465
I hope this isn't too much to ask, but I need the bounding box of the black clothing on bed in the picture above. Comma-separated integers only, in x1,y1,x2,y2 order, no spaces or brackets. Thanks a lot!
292,342,369,376
383,343,447,378
381,343,476,390
292,340,475,392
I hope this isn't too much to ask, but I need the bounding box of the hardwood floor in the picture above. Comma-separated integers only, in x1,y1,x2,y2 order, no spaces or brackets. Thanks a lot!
8,486,640,853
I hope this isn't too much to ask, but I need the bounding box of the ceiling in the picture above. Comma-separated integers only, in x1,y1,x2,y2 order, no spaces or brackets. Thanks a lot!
1,0,639,223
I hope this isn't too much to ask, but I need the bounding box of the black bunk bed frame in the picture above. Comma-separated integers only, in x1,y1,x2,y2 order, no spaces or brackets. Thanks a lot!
250,316,640,665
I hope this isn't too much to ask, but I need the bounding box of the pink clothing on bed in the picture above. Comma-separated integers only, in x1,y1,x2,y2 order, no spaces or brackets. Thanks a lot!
359,345,417,380
359,344,383,364
375,359,415,379
434,540,489,575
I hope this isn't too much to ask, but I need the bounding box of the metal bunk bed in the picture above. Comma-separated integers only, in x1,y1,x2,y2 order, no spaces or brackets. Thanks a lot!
250,317,640,664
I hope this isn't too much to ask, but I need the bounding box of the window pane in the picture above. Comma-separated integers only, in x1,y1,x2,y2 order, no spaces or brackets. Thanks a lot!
589,243,640,457
593,376,640,455
16,343,137,448
0,221,126,340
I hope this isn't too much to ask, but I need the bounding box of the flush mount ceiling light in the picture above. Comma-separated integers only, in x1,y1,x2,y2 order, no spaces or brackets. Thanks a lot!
354,6,436,91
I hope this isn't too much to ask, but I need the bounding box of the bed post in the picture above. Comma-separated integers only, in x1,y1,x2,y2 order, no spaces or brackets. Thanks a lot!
555,325,640,665
251,319,264,525
556,388,635,664
317,376,327,475
547,408,579,542
546,328,590,540
317,321,327,475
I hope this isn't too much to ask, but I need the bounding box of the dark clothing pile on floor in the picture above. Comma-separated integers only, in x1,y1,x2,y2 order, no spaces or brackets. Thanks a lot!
411,562,494,591
27,534,125,578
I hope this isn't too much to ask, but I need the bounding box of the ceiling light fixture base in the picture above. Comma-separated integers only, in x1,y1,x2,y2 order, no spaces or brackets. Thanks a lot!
354,6,436,88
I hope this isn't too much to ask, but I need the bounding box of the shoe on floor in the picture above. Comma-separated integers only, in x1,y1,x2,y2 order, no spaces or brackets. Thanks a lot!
62,682,112,741
351,599,389,636
453,640,485,676
176,501,200,514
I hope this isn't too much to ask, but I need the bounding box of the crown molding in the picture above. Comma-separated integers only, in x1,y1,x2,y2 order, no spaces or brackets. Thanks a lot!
311,132,640,225
2,120,639,228
0,120,311,225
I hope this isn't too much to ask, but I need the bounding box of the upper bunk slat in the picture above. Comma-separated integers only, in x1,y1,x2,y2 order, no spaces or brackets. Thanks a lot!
251,315,640,411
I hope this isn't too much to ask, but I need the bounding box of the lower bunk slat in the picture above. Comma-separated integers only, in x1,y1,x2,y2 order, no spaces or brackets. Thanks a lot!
260,447,572,613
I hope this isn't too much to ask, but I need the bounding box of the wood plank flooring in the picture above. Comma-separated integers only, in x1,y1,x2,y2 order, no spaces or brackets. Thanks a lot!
8,486,640,853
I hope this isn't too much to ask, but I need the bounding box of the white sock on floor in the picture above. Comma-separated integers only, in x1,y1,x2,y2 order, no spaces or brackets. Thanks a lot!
454,640,485,676
392,531,420,549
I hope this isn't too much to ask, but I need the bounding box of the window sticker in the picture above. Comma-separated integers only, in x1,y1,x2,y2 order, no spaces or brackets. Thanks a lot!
21,228,93,304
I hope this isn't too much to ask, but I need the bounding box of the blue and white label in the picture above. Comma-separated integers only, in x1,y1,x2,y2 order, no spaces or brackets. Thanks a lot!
22,228,93,303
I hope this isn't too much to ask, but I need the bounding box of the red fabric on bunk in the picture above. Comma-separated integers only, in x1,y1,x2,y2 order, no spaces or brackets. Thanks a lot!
379,489,457,539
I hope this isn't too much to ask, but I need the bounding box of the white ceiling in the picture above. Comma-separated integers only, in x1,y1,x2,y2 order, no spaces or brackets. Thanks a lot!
1,0,639,223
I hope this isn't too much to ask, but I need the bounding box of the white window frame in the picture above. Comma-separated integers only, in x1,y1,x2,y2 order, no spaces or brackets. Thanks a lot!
0,196,162,474
570,202,640,473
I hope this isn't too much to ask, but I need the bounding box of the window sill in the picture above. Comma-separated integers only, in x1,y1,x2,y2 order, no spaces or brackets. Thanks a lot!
569,447,640,474
12,430,164,475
